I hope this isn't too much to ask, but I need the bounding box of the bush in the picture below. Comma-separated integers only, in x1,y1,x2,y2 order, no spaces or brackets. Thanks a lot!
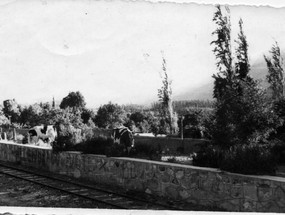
220,144,277,175
192,144,223,168
193,142,277,175
270,140,285,165
52,123,78,152
78,136,113,155
131,144,162,161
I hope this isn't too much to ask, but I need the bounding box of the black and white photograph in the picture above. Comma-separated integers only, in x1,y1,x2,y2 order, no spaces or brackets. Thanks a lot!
0,0,284,214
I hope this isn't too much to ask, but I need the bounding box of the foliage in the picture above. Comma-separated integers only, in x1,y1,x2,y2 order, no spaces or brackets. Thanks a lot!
178,108,212,139
19,103,46,127
0,106,10,126
172,100,214,115
3,99,20,123
157,54,178,135
52,122,82,152
193,142,277,175
264,42,284,101
77,136,113,155
220,143,277,175
131,144,162,161
81,108,95,124
94,102,127,129
60,91,86,110
192,144,223,168
121,104,146,113
210,6,280,148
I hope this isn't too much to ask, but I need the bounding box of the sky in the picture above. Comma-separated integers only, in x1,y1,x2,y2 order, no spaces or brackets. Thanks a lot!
0,0,285,108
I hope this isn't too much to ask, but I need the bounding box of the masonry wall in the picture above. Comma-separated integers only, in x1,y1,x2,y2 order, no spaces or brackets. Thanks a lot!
0,141,285,213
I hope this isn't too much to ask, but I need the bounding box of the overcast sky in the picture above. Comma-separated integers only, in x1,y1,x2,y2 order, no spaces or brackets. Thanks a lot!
0,0,285,108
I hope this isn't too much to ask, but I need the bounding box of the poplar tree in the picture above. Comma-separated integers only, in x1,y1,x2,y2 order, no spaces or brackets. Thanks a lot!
210,6,275,147
264,42,284,101
157,54,177,134
210,5,236,147
211,5,233,100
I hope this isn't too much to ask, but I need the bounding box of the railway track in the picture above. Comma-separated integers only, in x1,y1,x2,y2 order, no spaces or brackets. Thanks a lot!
0,161,181,210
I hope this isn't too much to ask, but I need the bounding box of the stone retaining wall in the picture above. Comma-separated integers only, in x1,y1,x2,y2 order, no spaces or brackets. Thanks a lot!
0,141,284,212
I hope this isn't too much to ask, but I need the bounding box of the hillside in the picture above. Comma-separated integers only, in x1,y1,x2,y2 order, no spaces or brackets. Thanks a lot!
174,58,270,101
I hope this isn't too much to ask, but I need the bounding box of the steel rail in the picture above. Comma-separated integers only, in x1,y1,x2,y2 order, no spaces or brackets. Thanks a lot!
0,161,180,210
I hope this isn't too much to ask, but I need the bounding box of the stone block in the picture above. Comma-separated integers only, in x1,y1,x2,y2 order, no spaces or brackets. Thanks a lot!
179,178,190,189
159,166,166,172
191,189,208,200
219,200,238,211
207,192,223,202
167,168,174,176
223,183,231,196
165,185,180,200
257,186,273,201
161,174,171,183
179,189,191,199
256,201,280,213
175,170,184,180
126,179,144,191
274,186,285,209
231,185,243,198
244,184,258,201
242,199,257,212
146,179,159,191
199,199,214,207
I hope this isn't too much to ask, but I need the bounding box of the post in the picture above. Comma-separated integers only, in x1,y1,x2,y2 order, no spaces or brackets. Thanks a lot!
27,133,30,144
181,116,184,140
4,133,7,141
13,128,17,142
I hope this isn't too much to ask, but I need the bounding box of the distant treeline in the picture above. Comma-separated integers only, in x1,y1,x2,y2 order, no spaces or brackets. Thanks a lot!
121,100,214,114
150,100,214,114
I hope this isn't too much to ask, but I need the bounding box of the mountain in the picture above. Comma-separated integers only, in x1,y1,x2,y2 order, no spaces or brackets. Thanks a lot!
173,81,214,101
174,58,270,101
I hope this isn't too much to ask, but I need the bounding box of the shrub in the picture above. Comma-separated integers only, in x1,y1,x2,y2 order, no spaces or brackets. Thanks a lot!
79,136,113,155
269,140,285,165
132,144,162,161
220,144,277,175
52,123,78,152
193,143,277,175
192,144,223,168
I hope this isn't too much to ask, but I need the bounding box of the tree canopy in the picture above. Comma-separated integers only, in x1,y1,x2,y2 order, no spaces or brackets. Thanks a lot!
60,91,86,110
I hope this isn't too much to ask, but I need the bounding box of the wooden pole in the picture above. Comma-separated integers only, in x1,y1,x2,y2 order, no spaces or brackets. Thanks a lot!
13,128,16,142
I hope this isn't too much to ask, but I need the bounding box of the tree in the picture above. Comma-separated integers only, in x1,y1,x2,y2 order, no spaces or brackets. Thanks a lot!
94,102,127,129
0,105,10,126
211,5,233,100
210,5,279,147
19,104,43,127
264,42,285,142
157,53,178,134
81,108,95,124
52,97,55,109
3,99,21,123
60,91,86,110
264,42,284,101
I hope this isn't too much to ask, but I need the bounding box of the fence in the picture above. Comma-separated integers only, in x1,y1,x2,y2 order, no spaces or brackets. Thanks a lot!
0,127,29,143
